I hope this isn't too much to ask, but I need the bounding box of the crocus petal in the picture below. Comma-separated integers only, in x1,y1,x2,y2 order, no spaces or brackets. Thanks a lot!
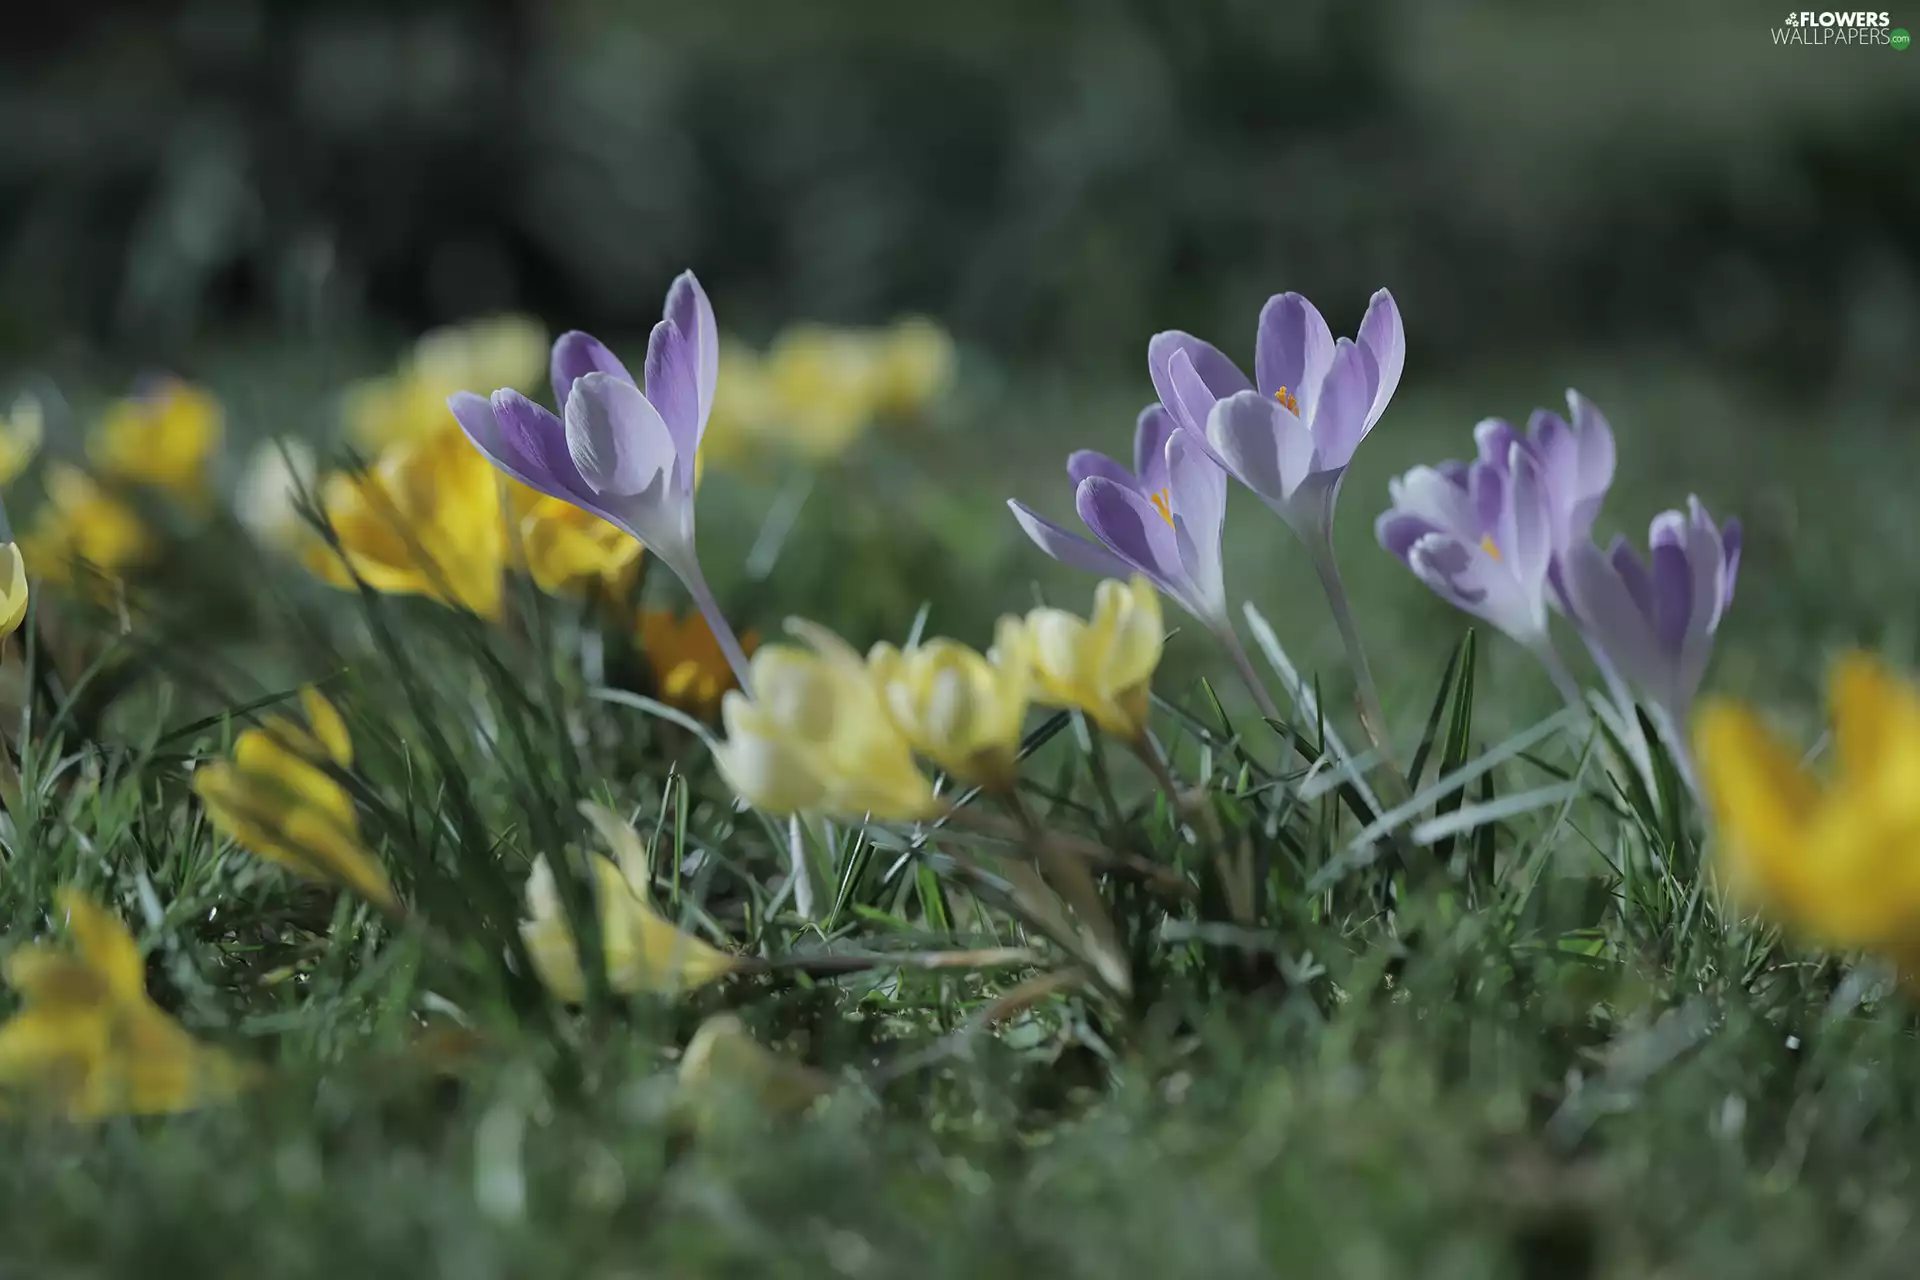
450,391,586,503
1608,535,1657,622
1719,517,1743,611
1409,533,1542,644
1254,292,1334,417
1473,418,1519,471
1566,391,1617,499
1387,465,1479,541
551,331,635,409
664,270,719,428
1376,510,1437,562
1206,390,1313,510
1564,541,1662,695
565,373,679,501
1147,332,1252,434
1132,404,1177,494
1008,500,1137,581
1165,429,1227,620
1306,337,1381,472
643,318,702,479
1067,450,1138,492
1076,478,1186,601
1504,444,1552,596
1647,517,1695,656
1356,289,1405,430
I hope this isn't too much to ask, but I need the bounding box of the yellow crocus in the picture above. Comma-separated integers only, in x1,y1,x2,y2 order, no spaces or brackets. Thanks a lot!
0,542,27,638
870,317,955,420
869,616,1031,789
20,464,151,586
763,325,889,459
1697,653,1920,969
519,802,739,1002
0,393,44,485
87,379,222,503
714,619,942,822
677,1014,832,1130
305,423,507,619
0,888,248,1120
638,609,759,721
697,343,778,467
345,315,547,451
193,687,397,912
510,483,645,598
1025,576,1165,742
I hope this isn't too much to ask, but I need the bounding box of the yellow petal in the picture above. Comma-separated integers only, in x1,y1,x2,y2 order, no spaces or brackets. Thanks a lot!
0,542,28,639
55,890,147,1007
677,1014,833,1128
1695,700,1820,914
299,687,354,767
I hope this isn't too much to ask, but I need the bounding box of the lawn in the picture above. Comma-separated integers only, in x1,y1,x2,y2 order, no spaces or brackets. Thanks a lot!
0,306,1916,1279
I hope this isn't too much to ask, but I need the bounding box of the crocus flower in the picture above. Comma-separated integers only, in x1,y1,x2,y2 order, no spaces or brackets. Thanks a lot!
0,393,43,486
1175,290,1405,540
1563,496,1740,762
21,464,151,587
1025,575,1164,742
638,608,760,721
193,687,398,912
0,888,248,1119
87,378,222,504
519,804,739,1003
869,616,1032,790
0,543,26,639
305,423,507,620
677,1013,834,1130
1375,392,1618,706
1696,653,1920,977
449,271,753,687
714,619,942,822
512,485,648,598
1009,405,1228,629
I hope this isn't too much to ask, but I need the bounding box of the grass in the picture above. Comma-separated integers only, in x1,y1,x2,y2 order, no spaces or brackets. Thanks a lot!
1,337,1918,1278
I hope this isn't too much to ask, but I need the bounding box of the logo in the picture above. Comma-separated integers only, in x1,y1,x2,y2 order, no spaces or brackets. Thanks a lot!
1772,9,1900,43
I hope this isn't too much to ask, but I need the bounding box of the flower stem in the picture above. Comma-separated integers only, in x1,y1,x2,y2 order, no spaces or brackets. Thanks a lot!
1306,533,1393,761
1530,638,1590,724
681,560,756,694
1215,621,1283,723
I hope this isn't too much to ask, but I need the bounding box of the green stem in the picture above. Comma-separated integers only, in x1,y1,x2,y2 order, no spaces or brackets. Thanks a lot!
1306,533,1392,762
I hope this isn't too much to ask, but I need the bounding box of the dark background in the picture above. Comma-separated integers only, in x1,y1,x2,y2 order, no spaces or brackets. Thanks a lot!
4,0,1916,394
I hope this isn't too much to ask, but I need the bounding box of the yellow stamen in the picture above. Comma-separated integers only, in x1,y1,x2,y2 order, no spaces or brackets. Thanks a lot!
1274,386,1299,414
1148,489,1174,527
1479,534,1502,562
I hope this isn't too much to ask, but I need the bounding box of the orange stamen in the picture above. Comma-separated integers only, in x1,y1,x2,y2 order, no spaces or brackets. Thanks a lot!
1274,386,1299,414
1149,489,1175,527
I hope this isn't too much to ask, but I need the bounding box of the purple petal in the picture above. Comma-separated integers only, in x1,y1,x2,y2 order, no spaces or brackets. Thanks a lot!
1147,331,1251,434
1253,293,1334,414
1503,444,1552,593
1076,477,1184,592
451,390,586,503
663,270,719,427
1468,460,1504,540
551,331,635,409
1355,288,1405,429
1719,517,1742,611
1608,534,1656,623
1067,449,1137,492
1407,535,1488,608
1388,465,1481,543
1009,500,1137,581
1473,419,1519,472
1376,510,1438,563
1206,389,1312,509
1564,541,1661,690
1165,430,1227,619
1133,404,1177,493
1647,519,1694,657
1566,390,1617,498
564,372,678,499
1306,338,1380,472
644,318,702,479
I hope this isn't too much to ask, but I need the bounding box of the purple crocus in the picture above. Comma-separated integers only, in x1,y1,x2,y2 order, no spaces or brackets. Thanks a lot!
1562,496,1741,746
1008,404,1228,629
1160,290,1405,540
1468,391,1617,569
448,270,753,686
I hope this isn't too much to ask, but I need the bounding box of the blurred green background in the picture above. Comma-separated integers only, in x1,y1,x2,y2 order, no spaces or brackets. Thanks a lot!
3,0,1917,718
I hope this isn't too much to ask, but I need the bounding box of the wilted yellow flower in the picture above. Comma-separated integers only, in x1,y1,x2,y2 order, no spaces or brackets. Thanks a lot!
193,687,397,911
677,1014,833,1130
639,609,759,721
0,543,27,639
0,394,44,486
345,315,547,451
87,379,221,503
520,802,739,1002
510,483,645,598
305,423,506,619
20,464,151,586
869,616,1031,789
0,888,248,1120
1026,576,1164,742
1697,653,1920,970
714,620,943,822
235,438,318,551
